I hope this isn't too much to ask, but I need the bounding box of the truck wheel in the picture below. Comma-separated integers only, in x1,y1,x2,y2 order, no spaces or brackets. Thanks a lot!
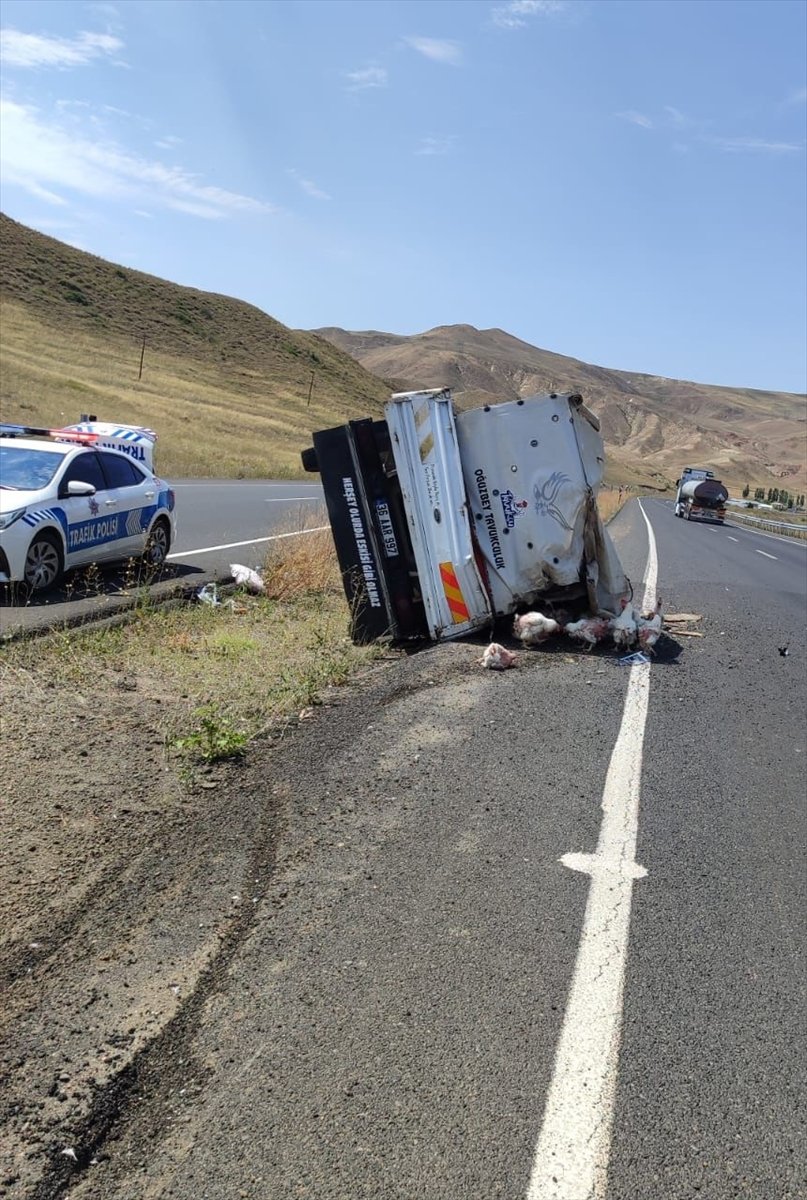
23,532,64,593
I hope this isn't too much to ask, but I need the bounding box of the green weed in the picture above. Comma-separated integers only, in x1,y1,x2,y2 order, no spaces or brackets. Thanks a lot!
171,706,248,763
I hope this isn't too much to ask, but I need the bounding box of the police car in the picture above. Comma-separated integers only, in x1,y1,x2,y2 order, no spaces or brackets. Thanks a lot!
0,420,176,593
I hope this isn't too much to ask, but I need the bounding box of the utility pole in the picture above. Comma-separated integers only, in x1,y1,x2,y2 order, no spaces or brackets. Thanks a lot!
138,334,146,380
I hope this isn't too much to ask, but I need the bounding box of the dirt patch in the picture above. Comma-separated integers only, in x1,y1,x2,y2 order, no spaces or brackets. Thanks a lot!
0,653,278,1196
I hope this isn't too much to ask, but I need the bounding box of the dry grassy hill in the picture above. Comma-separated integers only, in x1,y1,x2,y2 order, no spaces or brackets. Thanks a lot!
1,214,802,489
0,214,388,478
315,324,807,492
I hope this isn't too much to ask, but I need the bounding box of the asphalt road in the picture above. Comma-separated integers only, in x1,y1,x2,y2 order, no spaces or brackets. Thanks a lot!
70,499,806,1200
166,479,327,576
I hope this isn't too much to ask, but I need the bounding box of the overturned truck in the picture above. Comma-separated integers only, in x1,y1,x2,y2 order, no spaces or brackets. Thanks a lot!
302,389,628,643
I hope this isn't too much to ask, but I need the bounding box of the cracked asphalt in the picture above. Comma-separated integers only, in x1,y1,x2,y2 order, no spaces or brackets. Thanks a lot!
40,501,807,1198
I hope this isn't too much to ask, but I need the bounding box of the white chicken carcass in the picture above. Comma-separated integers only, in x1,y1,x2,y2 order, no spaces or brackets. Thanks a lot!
480,642,519,670
512,611,560,646
637,597,664,653
610,597,638,650
229,563,265,593
564,615,611,651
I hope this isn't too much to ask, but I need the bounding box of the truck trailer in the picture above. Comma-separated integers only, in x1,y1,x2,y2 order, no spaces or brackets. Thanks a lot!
674,466,728,523
302,388,629,644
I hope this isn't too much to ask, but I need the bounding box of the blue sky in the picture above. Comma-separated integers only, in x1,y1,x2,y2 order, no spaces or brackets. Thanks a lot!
1,0,805,393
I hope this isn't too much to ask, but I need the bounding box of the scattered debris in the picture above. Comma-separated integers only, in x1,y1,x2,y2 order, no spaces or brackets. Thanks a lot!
195,583,221,606
480,642,519,670
618,651,651,666
229,563,265,593
778,645,790,657
665,611,704,640
60,1148,78,1162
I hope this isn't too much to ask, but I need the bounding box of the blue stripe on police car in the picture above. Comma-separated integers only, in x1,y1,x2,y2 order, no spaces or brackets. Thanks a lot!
67,514,121,550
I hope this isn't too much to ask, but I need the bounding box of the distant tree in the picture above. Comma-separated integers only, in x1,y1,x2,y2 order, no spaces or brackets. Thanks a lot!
742,483,750,497
780,489,789,506
788,497,794,509
755,488,766,501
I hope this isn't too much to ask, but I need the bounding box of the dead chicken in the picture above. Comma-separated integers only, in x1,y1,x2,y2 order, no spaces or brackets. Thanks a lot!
564,615,611,651
610,597,639,650
480,642,519,670
513,611,560,646
637,597,664,653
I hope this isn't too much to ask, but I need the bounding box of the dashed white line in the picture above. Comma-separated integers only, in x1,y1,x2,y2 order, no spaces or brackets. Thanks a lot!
755,549,777,560
727,536,738,542
167,526,329,560
526,501,657,1200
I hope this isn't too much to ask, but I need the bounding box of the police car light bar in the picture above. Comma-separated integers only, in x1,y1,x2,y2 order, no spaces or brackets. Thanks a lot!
0,422,99,444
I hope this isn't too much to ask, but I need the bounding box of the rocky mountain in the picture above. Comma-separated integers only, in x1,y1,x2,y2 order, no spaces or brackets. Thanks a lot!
314,324,806,491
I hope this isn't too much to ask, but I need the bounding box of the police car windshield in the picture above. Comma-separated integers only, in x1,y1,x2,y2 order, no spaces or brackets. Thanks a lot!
0,445,67,490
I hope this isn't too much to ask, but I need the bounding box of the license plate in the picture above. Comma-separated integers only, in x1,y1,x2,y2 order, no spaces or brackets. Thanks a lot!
375,500,399,558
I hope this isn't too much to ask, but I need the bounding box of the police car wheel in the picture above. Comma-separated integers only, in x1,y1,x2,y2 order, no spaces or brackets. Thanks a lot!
143,518,170,567
23,532,63,593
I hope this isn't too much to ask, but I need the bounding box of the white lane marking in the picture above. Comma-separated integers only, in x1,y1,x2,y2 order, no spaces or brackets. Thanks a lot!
167,526,329,560
527,501,657,1200
264,497,320,503
727,536,739,542
755,549,777,560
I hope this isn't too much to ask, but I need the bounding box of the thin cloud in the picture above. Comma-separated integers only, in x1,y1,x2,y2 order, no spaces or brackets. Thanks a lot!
0,27,123,69
344,66,388,91
155,134,183,150
616,110,653,129
403,37,462,66
415,135,456,156
0,99,273,219
704,135,801,154
784,86,807,106
491,0,565,30
663,105,687,127
287,168,331,200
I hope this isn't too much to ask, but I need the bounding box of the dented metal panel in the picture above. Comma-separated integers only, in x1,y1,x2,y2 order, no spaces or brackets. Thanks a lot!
456,393,627,616
385,390,492,640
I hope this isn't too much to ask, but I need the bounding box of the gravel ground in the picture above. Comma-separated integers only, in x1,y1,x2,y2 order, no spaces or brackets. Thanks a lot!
0,642,319,1198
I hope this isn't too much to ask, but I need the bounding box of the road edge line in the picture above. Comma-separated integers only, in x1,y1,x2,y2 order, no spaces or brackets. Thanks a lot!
525,498,658,1199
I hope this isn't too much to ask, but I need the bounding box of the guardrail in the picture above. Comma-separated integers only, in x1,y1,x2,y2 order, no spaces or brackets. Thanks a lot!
726,511,807,539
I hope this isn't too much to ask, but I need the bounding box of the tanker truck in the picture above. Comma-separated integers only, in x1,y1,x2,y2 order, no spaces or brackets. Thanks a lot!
674,466,729,523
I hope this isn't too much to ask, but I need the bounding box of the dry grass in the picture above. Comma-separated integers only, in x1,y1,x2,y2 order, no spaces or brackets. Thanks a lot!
261,525,340,600
597,487,630,523
0,213,389,479
1,530,389,766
